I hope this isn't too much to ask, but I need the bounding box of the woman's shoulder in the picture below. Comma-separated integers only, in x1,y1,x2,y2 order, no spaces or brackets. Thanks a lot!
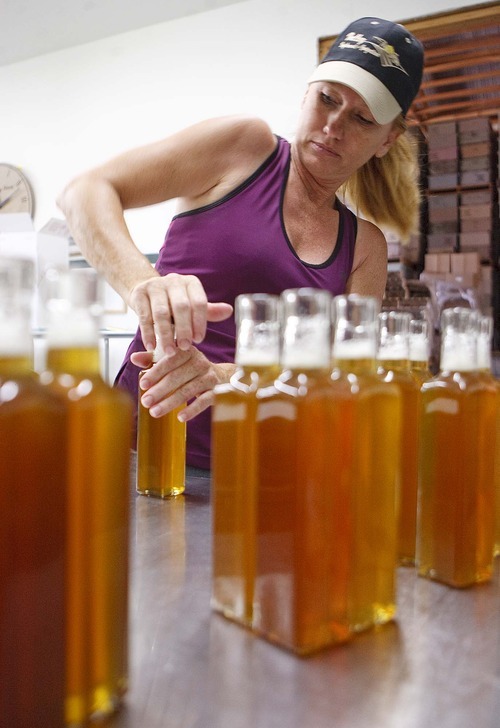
201,115,278,157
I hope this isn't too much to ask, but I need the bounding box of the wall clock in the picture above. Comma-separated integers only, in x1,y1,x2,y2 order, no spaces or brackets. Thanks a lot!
0,163,34,217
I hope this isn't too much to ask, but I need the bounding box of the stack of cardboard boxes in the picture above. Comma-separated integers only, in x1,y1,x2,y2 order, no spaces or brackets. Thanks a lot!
421,117,498,314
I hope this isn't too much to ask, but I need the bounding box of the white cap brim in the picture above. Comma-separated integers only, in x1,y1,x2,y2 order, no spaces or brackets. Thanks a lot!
308,60,401,125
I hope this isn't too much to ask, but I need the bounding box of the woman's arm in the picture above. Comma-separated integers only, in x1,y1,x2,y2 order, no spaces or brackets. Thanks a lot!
57,115,276,352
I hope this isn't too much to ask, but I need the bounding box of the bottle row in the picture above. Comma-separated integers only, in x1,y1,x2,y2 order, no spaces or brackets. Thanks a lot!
211,289,499,655
0,258,133,727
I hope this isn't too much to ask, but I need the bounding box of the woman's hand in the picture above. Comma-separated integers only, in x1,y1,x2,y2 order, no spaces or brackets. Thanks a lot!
131,346,237,422
129,272,233,354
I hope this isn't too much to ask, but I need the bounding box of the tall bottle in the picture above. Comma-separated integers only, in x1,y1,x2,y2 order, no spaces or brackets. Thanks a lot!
330,295,401,632
136,341,186,498
211,293,281,626
377,311,421,566
253,288,343,654
476,314,500,559
417,307,497,587
409,317,433,385
0,257,67,728
41,268,133,724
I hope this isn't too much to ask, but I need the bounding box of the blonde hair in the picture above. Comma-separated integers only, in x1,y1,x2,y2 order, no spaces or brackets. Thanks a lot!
340,118,421,242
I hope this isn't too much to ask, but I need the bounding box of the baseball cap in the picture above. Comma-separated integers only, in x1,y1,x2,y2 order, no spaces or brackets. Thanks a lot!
308,17,424,124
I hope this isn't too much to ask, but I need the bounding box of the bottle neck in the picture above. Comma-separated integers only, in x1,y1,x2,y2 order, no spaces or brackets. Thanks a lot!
440,333,477,372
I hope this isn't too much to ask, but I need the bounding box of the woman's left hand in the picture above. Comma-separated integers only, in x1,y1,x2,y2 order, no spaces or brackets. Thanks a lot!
131,346,236,422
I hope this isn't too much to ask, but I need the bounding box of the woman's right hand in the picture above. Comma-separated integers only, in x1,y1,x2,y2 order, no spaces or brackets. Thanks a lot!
129,272,233,355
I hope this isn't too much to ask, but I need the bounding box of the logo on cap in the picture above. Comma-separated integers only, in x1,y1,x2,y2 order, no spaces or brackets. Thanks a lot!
339,32,409,76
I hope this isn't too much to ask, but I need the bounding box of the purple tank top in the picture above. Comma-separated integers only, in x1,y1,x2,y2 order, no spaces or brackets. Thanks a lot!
115,136,357,469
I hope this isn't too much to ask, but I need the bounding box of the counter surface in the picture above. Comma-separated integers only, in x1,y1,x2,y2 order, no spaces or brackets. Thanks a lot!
105,468,500,728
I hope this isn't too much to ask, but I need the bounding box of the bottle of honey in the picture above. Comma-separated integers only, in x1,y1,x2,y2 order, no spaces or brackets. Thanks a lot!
0,257,67,728
417,307,497,586
211,293,280,626
377,311,421,566
136,341,186,498
41,268,133,724
476,314,500,559
252,287,341,654
330,295,401,632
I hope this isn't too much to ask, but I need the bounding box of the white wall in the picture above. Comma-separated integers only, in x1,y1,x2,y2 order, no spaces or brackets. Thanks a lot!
0,0,471,374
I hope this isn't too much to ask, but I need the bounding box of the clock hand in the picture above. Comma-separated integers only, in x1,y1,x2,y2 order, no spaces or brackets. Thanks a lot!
0,188,21,210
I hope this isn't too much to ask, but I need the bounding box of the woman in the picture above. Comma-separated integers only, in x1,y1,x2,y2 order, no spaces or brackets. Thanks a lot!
57,16,424,471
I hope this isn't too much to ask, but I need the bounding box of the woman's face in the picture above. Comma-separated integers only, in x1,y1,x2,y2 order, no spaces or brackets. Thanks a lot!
293,82,401,183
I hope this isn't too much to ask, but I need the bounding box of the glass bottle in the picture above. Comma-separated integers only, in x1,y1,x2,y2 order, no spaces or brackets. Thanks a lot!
417,307,497,587
211,293,281,626
476,314,500,559
330,295,401,632
136,341,186,498
41,268,133,724
0,257,67,728
252,287,342,654
409,317,433,385
377,311,421,566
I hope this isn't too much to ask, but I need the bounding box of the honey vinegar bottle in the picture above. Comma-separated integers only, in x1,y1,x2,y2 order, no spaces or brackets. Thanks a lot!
41,268,133,724
377,311,421,566
211,293,280,626
417,307,497,587
330,295,401,633
476,314,500,559
0,257,67,728
252,287,343,654
409,317,433,385
136,342,186,498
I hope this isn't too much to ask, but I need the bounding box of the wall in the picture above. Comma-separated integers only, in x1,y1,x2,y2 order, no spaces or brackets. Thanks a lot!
0,0,473,374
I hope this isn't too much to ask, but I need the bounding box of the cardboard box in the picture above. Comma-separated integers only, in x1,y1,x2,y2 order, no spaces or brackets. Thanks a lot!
460,155,491,172
461,188,492,205
425,252,452,273
427,121,457,144
460,129,492,144
460,169,491,186
428,146,458,162
450,252,480,275
461,218,492,233
458,118,490,133
428,192,459,209
429,221,459,234
429,206,458,223
429,159,459,175
429,173,459,190
460,142,491,158
459,203,492,220
459,232,491,248
427,232,458,250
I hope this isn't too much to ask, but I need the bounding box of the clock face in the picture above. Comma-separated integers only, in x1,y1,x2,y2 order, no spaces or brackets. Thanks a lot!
0,163,34,216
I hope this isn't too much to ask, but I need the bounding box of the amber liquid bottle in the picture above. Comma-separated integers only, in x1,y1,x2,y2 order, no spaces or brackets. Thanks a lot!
211,293,280,626
377,311,421,567
476,314,500,559
41,269,133,724
417,307,497,587
409,317,433,386
330,295,401,633
136,343,186,498
0,258,67,728
252,288,345,654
